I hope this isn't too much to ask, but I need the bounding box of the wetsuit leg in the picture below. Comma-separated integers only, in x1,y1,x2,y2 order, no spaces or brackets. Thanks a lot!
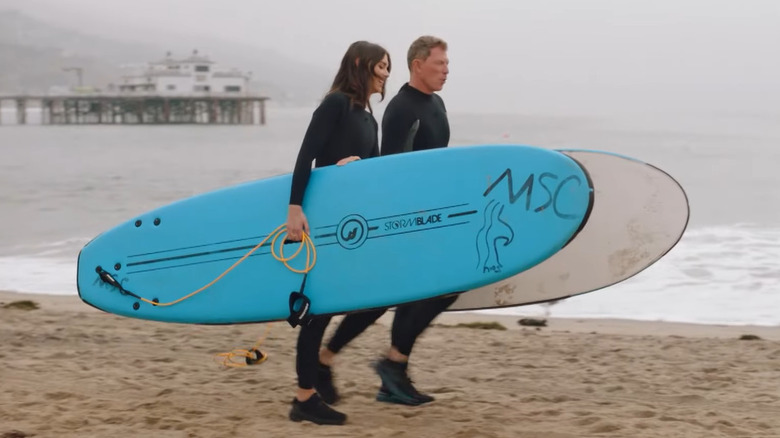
296,315,333,389
326,308,387,353
392,294,459,356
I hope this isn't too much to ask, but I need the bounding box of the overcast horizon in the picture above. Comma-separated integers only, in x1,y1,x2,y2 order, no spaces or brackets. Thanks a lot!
3,0,779,117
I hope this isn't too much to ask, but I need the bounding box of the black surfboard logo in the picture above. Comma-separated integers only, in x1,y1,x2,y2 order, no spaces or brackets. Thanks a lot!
476,200,515,273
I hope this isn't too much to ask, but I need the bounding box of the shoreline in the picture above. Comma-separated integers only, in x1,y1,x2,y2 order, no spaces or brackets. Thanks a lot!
3,290,779,341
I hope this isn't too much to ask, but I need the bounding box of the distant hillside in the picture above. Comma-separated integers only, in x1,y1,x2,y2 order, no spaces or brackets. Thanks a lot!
0,9,330,104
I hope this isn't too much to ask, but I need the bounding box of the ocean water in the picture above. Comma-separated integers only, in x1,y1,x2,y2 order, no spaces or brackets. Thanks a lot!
1,105,778,326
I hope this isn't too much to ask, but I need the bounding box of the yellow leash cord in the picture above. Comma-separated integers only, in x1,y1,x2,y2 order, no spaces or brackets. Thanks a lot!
214,322,274,368
99,224,317,368
209,225,316,368
127,224,316,307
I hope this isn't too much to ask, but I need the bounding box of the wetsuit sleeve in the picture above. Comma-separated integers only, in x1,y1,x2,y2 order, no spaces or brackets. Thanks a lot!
289,94,347,205
370,119,380,158
380,102,417,156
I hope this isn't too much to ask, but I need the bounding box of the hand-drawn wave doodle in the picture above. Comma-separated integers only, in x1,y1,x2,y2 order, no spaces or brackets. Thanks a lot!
475,200,515,273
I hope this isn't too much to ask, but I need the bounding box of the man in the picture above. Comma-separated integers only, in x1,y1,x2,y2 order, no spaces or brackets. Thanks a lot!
315,35,454,407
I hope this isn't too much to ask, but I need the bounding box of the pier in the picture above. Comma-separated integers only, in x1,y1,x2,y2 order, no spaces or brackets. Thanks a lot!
0,94,269,126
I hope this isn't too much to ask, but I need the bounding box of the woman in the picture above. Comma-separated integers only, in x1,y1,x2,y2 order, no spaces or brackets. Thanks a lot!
286,40,391,426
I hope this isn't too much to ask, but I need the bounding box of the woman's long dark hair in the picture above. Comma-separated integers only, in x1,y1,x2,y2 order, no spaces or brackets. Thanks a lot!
329,41,391,113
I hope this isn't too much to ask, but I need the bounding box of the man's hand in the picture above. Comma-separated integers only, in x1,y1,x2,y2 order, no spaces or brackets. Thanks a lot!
336,156,361,166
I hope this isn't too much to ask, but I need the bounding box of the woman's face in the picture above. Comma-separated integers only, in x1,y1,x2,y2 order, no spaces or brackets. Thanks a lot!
370,54,390,95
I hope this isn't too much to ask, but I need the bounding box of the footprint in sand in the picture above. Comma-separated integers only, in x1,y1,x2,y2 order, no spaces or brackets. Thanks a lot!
671,394,706,403
659,415,708,430
590,423,622,433
575,416,601,426
572,410,594,417
551,395,578,403
540,409,562,417
2,431,33,438
44,391,75,401
752,393,780,402
400,411,424,419
102,416,126,425
183,410,209,419
156,388,174,397
632,410,657,419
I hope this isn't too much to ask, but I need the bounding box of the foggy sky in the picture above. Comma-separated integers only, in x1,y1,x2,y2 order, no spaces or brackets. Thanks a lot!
4,0,779,116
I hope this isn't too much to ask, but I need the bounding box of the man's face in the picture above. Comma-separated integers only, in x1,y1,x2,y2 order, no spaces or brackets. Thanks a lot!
415,46,449,93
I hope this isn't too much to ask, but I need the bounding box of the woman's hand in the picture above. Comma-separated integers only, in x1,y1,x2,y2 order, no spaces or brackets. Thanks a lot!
286,205,309,241
336,156,361,166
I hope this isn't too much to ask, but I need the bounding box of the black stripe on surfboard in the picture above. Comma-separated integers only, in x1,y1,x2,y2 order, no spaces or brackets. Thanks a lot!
366,221,471,240
315,222,469,244
128,238,308,268
126,250,274,274
127,244,260,267
128,205,473,266
125,241,344,275
447,210,477,218
128,234,271,258
314,203,471,229
128,223,375,268
368,203,471,222
126,222,470,274
313,227,376,239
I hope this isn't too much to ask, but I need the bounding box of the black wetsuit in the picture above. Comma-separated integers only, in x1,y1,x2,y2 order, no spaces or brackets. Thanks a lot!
326,83,458,357
291,91,378,390
290,92,379,206
380,83,450,155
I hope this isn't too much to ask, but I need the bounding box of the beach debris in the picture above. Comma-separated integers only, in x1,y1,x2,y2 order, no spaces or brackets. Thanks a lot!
518,318,547,327
454,321,507,330
739,334,762,341
2,300,39,311
2,430,33,438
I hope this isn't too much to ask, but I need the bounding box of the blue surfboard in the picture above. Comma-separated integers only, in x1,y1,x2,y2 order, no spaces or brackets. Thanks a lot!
77,145,593,324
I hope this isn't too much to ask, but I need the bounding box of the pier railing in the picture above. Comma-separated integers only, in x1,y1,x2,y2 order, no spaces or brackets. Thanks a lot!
0,94,269,125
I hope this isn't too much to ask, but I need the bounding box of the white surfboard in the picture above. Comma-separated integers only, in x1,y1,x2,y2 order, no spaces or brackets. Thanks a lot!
447,149,689,311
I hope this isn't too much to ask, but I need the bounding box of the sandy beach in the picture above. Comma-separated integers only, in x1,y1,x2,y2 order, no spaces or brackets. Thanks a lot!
1,290,779,438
